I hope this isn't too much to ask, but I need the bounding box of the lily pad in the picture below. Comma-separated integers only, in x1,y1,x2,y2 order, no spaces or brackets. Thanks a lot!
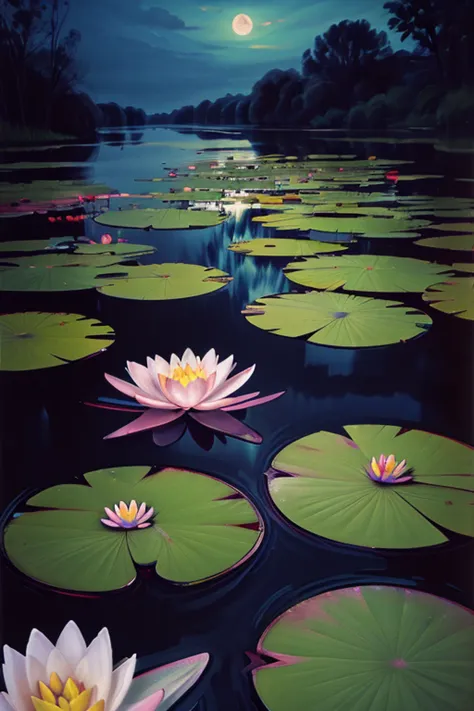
432,222,474,234
95,208,228,230
0,240,52,253
0,312,115,371
452,263,474,273
243,292,432,347
3,466,264,591
64,242,156,257
423,278,474,320
253,586,474,711
1,253,132,269
268,424,474,548
98,263,231,301
228,239,347,257
150,191,226,203
284,256,452,293
0,264,129,292
252,213,430,238
415,234,474,251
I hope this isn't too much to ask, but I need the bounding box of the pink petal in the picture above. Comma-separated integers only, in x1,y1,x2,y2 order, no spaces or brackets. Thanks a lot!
202,364,255,403
101,519,121,528
180,348,197,369
152,419,187,446
154,355,170,377
212,354,234,388
393,460,407,477
104,409,184,440
127,361,167,401
126,689,164,711
137,523,152,529
392,476,413,484
164,374,215,409
169,353,180,371
189,410,262,443
104,507,123,524
105,373,145,399
137,508,155,524
193,391,260,411
136,502,147,519
135,394,182,410
222,390,285,412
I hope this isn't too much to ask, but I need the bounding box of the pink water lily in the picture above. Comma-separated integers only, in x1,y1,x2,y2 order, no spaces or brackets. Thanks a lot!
101,500,154,529
1,622,209,711
366,454,412,484
104,348,284,415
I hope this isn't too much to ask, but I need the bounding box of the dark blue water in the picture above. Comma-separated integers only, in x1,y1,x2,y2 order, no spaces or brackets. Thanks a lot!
0,127,473,711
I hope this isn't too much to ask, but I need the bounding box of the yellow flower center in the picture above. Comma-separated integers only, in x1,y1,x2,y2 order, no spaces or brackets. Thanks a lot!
31,673,104,711
170,363,207,388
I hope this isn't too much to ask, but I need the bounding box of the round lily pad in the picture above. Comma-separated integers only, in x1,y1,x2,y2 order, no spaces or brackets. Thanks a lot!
452,263,474,273
0,264,129,292
284,256,452,293
95,208,228,230
416,234,474,251
252,213,430,238
0,312,115,371
432,222,474,234
68,242,156,257
228,238,348,257
253,586,474,711
98,263,232,301
243,292,432,347
3,466,264,591
423,278,474,320
268,425,474,548
0,240,51,253
1,253,131,269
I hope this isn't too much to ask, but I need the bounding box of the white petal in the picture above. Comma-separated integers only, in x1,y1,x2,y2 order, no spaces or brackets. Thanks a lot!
164,379,209,409
107,656,136,711
74,629,112,706
0,693,15,711
169,354,180,371
2,647,30,711
25,630,54,693
153,355,170,377
180,349,196,369
200,349,217,374
209,356,238,393
56,622,87,669
126,363,166,401
45,648,74,684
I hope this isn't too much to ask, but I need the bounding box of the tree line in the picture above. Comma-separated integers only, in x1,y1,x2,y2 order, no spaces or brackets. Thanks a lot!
150,0,474,132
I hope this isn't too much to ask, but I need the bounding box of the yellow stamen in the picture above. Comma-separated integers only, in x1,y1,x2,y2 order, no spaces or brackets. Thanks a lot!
370,457,381,478
170,363,208,388
49,674,63,696
63,679,80,702
58,698,70,711
385,454,396,474
32,698,60,711
70,689,92,711
88,701,105,711
39,683,56,705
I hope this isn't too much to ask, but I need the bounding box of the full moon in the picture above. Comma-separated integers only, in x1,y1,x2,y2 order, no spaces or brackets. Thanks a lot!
232,13,253,36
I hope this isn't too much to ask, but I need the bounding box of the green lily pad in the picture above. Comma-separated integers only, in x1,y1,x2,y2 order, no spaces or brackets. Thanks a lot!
243,292,432,347
0,264,129,292
415,234,474,251
432,223,474,234
268,424,474,549
452,263,474,273
252,213,430,238
284,256,452,293
95,208,228,230
0,180,111,204
253,585,474,711
0,312,115,371
0,240,52,253
3,466,264,591
150,191,226,203
228,239,348,257
423,278,474,320
63,242,156,257
98,263,232,301
1,253,132,269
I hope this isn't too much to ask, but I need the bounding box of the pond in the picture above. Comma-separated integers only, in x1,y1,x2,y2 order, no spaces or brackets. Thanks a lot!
0,127,473,711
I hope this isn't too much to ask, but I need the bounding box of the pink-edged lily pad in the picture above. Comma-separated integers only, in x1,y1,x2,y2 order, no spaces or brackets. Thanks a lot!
4,465,264,592
268,425,474,549
253,586,474,711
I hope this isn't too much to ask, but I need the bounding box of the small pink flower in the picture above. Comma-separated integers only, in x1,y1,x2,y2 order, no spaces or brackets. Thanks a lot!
100,233,113,245
366,454,412,485
101,500,154,529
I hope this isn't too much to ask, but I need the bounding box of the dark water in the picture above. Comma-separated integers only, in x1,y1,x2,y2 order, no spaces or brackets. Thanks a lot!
0,127,473,711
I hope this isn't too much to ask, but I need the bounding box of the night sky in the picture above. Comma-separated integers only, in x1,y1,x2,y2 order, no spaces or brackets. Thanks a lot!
70,0,404,113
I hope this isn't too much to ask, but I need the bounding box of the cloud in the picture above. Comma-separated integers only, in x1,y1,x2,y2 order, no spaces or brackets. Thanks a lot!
250,45,284,50
136,6,200,30
260,21,272,26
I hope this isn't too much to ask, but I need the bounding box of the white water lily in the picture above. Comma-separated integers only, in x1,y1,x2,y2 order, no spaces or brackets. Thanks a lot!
1,622,209,711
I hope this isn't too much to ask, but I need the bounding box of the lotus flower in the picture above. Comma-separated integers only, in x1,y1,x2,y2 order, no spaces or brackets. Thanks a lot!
366,454,412,484
1,622,209,711
101,500,154,529
104,348,284,415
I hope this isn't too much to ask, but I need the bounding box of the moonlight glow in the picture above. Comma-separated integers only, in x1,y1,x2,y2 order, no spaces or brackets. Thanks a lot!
232,14,253,36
